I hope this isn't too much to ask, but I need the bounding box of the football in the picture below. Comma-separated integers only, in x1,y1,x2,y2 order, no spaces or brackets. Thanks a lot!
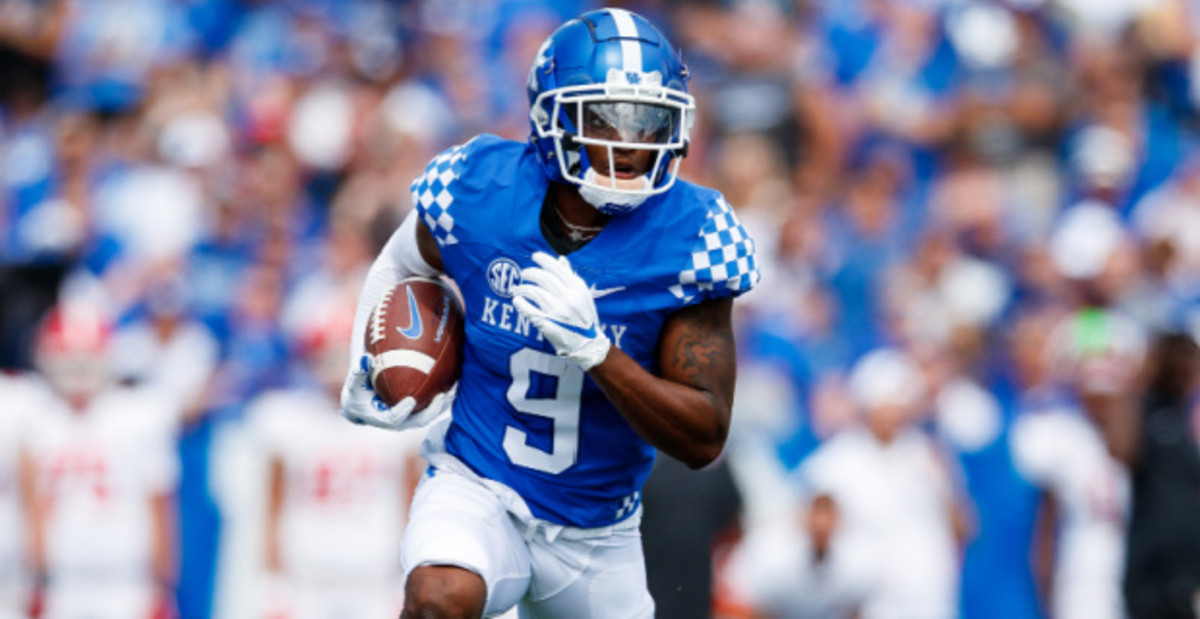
364,277,464,410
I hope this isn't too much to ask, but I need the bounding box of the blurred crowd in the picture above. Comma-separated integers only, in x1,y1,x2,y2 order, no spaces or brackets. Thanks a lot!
2,0,1200,617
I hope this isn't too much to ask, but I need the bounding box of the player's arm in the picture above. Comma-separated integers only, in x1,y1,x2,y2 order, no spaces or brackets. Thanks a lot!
588,297,735,469
341,210,449,428
347,210,443,367
512,252,738,468
265,456,285,575
150,490,177,607
17,446,46,587
415,214,444,272
1031,488,1058,615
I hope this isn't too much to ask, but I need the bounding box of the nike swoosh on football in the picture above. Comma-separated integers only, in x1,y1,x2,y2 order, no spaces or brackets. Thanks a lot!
589,284,626,298
396,286,423,339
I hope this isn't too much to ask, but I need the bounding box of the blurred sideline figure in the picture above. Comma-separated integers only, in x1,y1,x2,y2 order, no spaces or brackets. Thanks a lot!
109,269,219,425
640,453,742,619
797,348,968,619
1119,331,1200,619
1009,198,1145,619
249,307,422,618
722,492,873,618
17,300,180,618
1010,305,1143,619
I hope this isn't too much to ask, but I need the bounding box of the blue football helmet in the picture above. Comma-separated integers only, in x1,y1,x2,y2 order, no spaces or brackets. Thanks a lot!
527,8,695,214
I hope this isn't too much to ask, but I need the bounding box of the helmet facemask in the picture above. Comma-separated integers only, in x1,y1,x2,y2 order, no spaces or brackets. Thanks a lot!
531,74,694,214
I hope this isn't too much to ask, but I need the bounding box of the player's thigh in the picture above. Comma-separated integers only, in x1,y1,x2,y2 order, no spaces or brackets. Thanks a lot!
403,468,532,616
521,527,654,619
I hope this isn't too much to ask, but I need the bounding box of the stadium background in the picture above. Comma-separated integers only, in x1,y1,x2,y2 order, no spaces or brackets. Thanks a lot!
2,0,1199,617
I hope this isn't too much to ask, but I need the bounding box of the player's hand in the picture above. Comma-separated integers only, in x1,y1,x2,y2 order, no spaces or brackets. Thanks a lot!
512,251,611,370
340,356,456,430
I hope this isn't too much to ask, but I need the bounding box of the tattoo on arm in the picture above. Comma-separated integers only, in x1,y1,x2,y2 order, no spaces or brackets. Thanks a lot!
665,298,735,394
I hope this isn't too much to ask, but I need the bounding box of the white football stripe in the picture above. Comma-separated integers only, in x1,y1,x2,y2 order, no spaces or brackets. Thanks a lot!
609,9,642,73
371,350,436,385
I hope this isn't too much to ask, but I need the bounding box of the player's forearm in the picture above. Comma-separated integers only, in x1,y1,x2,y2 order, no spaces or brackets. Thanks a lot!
348,211,442,370
265,458,285,573
18,450,46,576
151,493,177,588
589,348,730,469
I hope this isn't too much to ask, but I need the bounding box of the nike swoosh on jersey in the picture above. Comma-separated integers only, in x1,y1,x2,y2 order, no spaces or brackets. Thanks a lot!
589,284,626,299
397,286,423,339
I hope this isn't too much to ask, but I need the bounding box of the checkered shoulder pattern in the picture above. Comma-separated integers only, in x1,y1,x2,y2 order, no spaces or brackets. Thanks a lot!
669,196,760,304
411,139,475,247
615,491,640,521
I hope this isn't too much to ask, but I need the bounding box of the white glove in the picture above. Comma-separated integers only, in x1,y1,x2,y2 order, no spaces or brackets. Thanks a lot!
512,252,611,370
340,355,456,430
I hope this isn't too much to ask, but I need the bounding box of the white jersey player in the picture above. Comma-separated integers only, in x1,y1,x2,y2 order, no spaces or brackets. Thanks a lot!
18,303,180,619
254,391,422,618
722,493,875,619
250,314,424,619
800,349,964,619
1011,398,1130,619
1010,307,1139,619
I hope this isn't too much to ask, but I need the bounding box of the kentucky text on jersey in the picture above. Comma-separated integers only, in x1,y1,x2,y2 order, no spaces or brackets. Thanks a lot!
479,296,629,350
413,134,758,528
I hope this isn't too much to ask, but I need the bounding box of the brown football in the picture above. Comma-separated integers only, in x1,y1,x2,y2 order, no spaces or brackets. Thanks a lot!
364,277,464,410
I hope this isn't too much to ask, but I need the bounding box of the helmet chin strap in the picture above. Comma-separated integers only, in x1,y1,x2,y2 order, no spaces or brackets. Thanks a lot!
578,167,652,215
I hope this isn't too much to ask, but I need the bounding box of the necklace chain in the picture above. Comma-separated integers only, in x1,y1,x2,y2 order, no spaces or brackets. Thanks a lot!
553,204,605,243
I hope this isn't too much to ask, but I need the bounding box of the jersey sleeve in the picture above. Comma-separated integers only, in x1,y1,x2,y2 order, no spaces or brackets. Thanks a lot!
668,194,760,305
410,135,504,249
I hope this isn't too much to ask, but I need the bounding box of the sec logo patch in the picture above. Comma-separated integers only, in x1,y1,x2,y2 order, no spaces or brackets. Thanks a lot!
487,258,521,298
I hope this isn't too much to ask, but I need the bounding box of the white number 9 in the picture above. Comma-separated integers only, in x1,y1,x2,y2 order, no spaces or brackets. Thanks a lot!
502,348,583,474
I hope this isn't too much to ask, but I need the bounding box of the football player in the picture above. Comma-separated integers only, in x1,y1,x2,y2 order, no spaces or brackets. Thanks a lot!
1011,308,1140,619
341,8,759,618
252,309,422,618
17,301,180,618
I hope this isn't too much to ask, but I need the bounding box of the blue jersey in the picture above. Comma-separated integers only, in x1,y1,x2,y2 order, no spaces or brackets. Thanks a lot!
412,135,759,528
